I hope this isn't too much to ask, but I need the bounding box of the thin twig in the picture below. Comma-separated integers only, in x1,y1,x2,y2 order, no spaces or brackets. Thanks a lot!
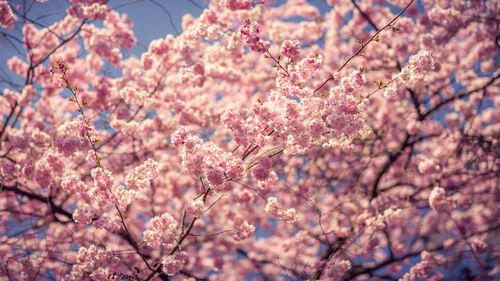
313,0,416,93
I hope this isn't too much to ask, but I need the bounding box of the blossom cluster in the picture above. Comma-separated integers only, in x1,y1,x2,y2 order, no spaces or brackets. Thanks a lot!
280,40,301,61
171,127,244,188
68,3,110,20
62,159,159,223
187,199,205,217
399,251,446,281
162,251,188,276
358,208,403,230
1,0,499,280
398,50,435,84
251,156,279,190
233,221,256,241
223,61,371,153
429,186,447,211
418,158,440,174
0,1,17,29
143,213,178,247
240,20,271,53
264,197,298,223
69,245,119,281
120,86,149,106
124,158,160,190
221,0,253,11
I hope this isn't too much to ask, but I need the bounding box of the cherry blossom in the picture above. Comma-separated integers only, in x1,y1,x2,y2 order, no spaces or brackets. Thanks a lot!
1,0,499,280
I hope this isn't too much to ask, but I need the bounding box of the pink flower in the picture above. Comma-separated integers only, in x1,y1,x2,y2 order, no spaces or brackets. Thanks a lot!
72,206,97,224
471,239,487,254
91,167,115,193
400,251,446,281
398,50,435,85
70,245,119,280
252,162,270,181
148,38,170,56
223,0,252,10
233,221,255,241
280,40,301,61
162,251,188,276
125,159,159,190
258,171,278,190
61,174,92,204
76,116,92,138
206,167,225,186
120,86,149,105
180,62,205,87
83,3,109,21
143,213,178,247
240,21,271,53
187,199,204,217
171,127,190,147
19,85,36,106
0,1,17,29
418,159,440,174
93,213,121,232
383,87,397,98
265,197,298,223
409,50,435,73
429,186,447,211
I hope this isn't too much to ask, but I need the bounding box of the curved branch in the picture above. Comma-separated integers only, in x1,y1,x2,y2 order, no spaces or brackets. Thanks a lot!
419,73,500,121
1,183,73,220
344,223,500,279
311,237,347,280
370,133,409,200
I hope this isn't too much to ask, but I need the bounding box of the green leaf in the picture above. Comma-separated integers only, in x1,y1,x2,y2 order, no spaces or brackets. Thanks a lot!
391,25,399,32
357,39,363,44
82,100,87,106
359,67,365,74
374,35,380,42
